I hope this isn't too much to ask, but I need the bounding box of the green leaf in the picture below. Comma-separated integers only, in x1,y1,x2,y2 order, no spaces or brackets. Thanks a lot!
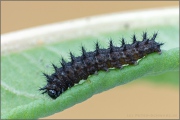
1,10,179,119
142,71,179,86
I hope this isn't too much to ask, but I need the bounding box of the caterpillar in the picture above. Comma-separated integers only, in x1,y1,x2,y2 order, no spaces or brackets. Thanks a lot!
40,32,163,99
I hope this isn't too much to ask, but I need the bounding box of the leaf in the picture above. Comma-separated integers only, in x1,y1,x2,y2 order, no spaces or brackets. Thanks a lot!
142,71,179,86
1,10,179,119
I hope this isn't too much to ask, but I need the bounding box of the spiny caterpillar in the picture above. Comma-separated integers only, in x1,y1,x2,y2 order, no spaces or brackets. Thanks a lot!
40,32,163,99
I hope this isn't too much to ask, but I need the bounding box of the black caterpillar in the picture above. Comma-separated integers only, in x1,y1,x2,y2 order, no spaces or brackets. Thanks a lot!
40,32,163,99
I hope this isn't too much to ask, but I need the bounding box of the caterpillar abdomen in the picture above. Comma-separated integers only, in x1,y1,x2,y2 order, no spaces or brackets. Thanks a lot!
40,32,163,99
